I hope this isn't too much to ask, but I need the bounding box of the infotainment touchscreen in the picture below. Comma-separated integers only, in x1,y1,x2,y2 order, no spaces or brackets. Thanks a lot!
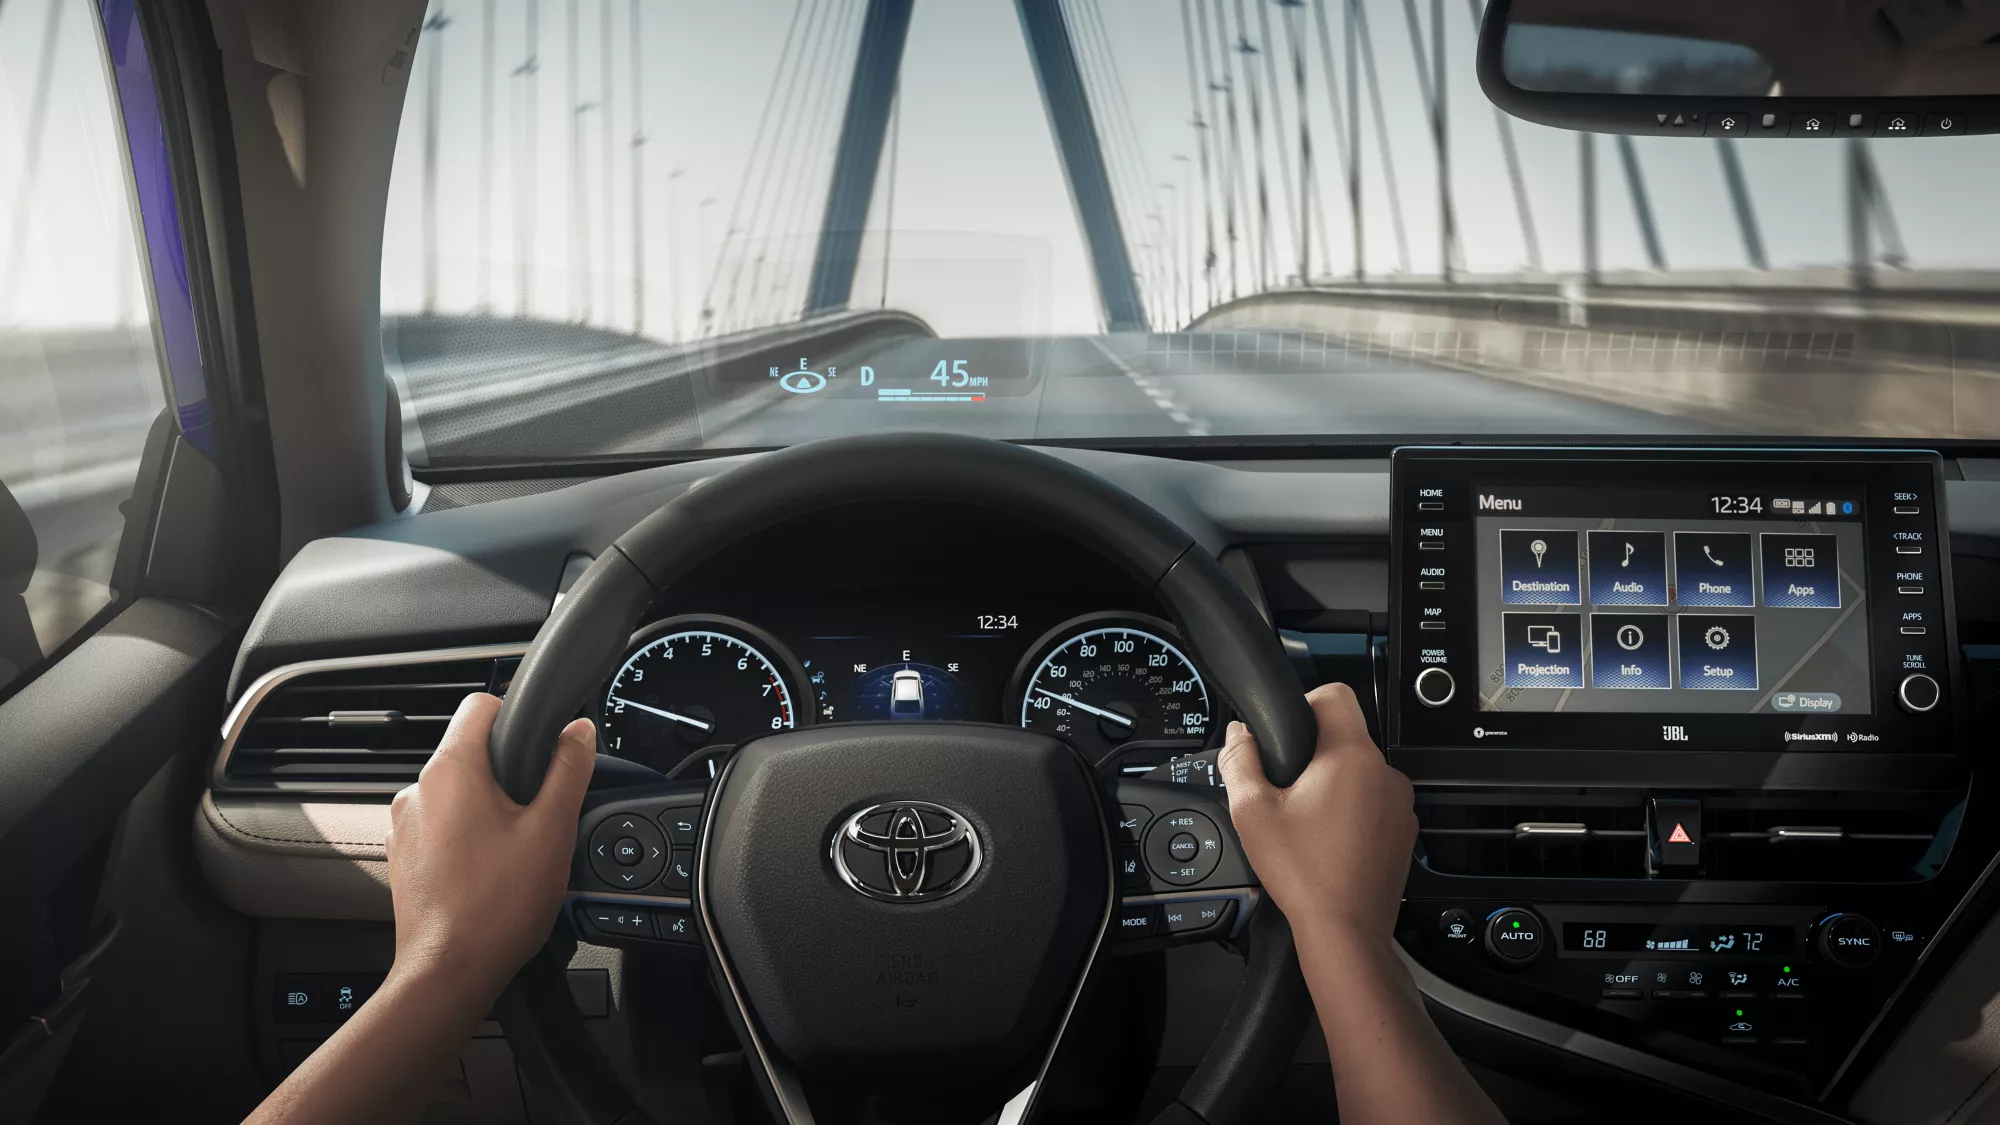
1389,449,1956,754
1473,485,1871,715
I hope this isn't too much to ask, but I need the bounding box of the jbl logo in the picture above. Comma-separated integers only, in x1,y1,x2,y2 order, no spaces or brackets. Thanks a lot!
1662,725,1689,742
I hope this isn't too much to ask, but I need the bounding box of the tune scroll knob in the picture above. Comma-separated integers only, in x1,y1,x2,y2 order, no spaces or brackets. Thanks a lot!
1413,667,1456,708
1897,673,1940,714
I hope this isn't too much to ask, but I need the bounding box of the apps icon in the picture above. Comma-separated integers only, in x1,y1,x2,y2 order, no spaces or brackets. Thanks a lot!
1762,533,1841,608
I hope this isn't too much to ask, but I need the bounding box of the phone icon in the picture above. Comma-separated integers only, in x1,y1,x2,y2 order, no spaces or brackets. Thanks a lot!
1703,545,1726,567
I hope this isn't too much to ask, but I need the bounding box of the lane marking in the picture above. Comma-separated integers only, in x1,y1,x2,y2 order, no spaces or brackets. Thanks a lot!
1088,337,1208,437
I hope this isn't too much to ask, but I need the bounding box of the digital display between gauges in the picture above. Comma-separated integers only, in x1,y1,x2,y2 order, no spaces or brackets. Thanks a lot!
598,616,807,778
1015,614,1212,762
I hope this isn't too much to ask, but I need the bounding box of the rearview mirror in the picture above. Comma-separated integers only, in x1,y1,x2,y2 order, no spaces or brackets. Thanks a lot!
1476,0,1998,137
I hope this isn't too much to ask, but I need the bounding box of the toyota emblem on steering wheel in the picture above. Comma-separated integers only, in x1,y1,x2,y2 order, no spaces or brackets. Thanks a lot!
831,802,983,902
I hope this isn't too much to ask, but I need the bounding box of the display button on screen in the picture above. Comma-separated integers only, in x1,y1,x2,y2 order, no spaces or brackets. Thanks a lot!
1500,529,1581,604
1673,532,1755,607
1677,614,1758,690
1502,611,1585,687
1589,613,1670,689
1761,533,1841,609
1586,531,1668,606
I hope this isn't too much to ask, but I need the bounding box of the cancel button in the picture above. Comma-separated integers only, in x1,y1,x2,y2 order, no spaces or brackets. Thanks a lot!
1771,692,1842,713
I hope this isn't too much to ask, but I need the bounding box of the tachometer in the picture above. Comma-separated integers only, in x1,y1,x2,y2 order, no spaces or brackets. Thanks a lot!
599,616,806,778
1014,613,1212,761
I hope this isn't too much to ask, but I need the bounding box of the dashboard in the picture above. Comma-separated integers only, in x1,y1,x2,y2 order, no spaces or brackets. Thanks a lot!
205,444,2000,1124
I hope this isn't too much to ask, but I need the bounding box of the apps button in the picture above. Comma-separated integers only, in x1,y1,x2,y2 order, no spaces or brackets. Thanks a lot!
1678,614,1758,690
1587,531,1668,606
1673,532,1755,607
1589,613,1670,689
1500,529,1581,605
1761,533,1841,608
1503,612,1585,688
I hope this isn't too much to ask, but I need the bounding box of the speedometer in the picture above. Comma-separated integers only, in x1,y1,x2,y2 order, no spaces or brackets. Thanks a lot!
1014,613,1212,761
598,616,806,778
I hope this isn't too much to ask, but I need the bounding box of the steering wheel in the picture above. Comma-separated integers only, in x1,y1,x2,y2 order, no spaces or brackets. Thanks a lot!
486,433,1317,1125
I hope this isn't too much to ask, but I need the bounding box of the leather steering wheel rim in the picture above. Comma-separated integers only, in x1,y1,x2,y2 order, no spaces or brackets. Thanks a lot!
487,432,1317,1125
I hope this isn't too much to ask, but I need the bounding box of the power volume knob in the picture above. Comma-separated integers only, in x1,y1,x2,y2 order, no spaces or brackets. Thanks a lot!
1414,667,1456,708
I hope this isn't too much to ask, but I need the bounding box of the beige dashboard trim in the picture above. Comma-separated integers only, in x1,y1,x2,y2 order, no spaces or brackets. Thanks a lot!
195,793,395,920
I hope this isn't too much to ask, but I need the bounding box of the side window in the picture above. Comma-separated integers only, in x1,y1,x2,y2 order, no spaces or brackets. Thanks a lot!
0,0,170,693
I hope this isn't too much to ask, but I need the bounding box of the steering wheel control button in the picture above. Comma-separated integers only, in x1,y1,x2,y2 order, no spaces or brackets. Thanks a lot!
1819,914,1881,969
1116,847,1148,890
1413,667,1456,708
1144,810,1225,886
658,807,701,848
1167,833,1201,862
578,903,654,941
1438,908,1477,945
587,815,667,889
1163,899,1234,936
1483,908,1546,965
1115,804,1152,844
653,906,697,944
661,850,696,893
1897,672,1941,714
1115,904,1163,940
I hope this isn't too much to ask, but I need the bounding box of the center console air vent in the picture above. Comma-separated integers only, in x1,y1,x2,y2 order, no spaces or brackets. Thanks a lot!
216,646,526,791
1418,791,1649,878
1418,789,1958,882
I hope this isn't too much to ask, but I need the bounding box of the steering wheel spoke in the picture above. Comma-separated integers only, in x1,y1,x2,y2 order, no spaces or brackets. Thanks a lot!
567,781,710,948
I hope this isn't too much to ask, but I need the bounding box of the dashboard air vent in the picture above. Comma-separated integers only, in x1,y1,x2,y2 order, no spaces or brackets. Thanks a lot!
220,650,521,789
1417,788,1957,882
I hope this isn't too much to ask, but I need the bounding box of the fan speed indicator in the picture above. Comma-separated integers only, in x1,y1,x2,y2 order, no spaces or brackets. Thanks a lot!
1016,618,1211,759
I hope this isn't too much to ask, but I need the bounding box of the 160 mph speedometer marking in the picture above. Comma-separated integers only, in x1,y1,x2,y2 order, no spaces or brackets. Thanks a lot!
1019,626,1210,758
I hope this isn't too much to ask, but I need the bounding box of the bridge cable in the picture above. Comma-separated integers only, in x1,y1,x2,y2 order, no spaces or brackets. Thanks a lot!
1466,0,1541,273
0,0,62,325
1399,0,1460,275
1198,0,1245,301
764,0,863,324
1309,0,1358,278
511,0,540,317
479,0,496,311
1714,139,1768,271
1352,0,1411,273
567,0,593,323
1180,0,1222,312
1071,1,1168,326
735,0,844,328
1229,0,1275,290
1278,0,1325,283
1614,134,1667,271
1208,0,1251,299
1084,1,1177,324
722,0,835,331
1256,0,1305,285
700,0,808,335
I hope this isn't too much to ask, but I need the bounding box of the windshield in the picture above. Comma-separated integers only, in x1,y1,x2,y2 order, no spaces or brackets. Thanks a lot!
380,0,2000,463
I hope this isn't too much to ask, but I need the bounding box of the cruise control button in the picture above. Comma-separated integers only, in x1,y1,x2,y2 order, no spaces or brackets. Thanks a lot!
1115,804,1151,844
1168,833,1200,862
1163,899,1233,935
1144,810,1224,885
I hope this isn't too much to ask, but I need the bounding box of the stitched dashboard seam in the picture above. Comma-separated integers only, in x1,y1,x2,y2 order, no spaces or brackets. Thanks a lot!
205,797,389,851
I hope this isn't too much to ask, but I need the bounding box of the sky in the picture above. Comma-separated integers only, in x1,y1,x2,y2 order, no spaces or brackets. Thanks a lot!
6,0,2000,335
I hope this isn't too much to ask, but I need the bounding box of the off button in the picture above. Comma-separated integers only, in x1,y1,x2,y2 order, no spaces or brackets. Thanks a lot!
1483,908,1546,965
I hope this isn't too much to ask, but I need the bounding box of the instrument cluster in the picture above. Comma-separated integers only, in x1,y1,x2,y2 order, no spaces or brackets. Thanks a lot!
595,606,1220,779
